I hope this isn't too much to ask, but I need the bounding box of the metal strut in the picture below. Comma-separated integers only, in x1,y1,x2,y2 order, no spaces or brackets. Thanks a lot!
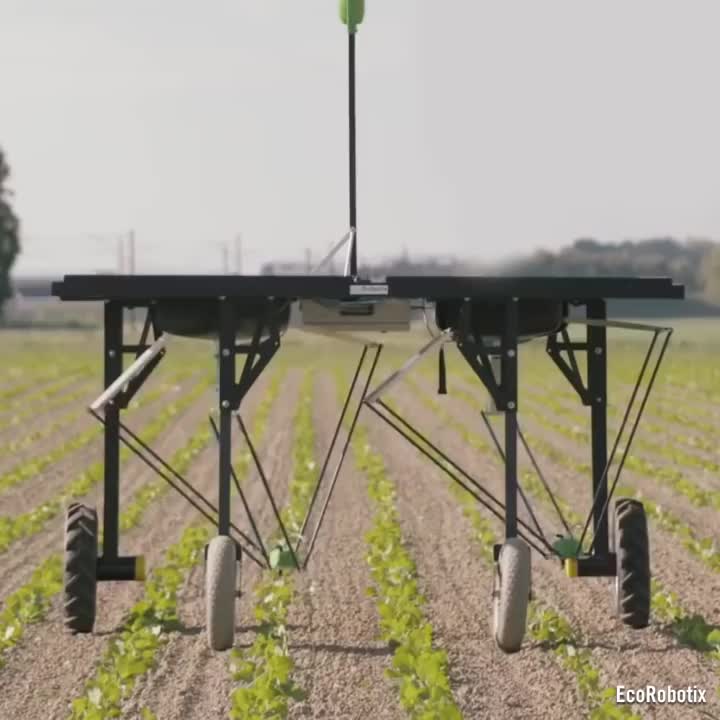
347,29,358,277
88,409,267,569
208,415,270,568
234,413,300,571
365,399,551,558
480,411,574,541
298,345,369,544
300,343,382,568
575,324,673,556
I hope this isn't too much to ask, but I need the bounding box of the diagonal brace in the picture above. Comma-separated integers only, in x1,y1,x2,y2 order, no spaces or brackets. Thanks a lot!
577,327,672,556
235,413,300,571
208,415,270,568
301,343,383,569
88,409,266,568
366,399,551,557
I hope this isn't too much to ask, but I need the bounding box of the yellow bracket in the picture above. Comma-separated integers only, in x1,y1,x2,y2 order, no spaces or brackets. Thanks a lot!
134,555,147,581
564,558,578,578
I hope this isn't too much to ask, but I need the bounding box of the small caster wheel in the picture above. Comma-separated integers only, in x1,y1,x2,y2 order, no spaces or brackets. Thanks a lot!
614,498,650,629
205,536,238,650
63,503,98,633
492,537,531,653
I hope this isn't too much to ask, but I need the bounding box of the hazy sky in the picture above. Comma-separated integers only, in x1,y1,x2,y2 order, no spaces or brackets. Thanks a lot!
2,1,719,275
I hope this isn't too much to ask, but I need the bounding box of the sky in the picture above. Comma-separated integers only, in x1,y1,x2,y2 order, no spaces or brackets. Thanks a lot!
1,1,719,276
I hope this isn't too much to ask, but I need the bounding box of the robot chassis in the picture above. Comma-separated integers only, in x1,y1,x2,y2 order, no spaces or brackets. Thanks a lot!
52,272,683,652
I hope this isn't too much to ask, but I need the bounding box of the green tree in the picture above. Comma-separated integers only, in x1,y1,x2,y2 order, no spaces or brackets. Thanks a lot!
702,244,720,305
0,147,20,317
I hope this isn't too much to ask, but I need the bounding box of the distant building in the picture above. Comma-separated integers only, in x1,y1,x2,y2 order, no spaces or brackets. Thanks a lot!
260,260,320,275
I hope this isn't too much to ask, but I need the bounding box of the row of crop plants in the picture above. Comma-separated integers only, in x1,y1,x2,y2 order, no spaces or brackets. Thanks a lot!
405,372,720,690
442,343,718,453
0,401,133,492
424,358,720,556
379,378,635,719
0,371,96,432
516,368,719,468
473,386,720,579
331,366,466,718
66,365,289,719
202,367,459,720
0,355,97,407
444,361,720,515
474,343,720,435
521,390,720,504
0,380,98,454
0,368,209,554
225,371,315,719
201,365,464,719
525,342,720,400
353,427,462,717
517,346,720,428
0,364,200,496
0,355,195,462
0,367,234,669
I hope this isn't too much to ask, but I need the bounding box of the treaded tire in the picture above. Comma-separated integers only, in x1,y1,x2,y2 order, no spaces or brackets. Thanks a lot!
63,503,98,633
614,498,651,629
492,537,531,653
205,536,237,651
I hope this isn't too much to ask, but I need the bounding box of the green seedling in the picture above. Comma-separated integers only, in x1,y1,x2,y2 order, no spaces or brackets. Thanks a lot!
327,367,462,719
553,535,582,559
268,543,299,571
69,368,288,718
229,371,315,719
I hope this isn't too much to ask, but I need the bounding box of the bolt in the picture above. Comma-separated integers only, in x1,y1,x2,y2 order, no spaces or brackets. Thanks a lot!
512,297,519,302
221,400,230,409
594,346,603,355
507,401,516,410
222,348,231,357
108,349,116,357
596,396,603,404
219,295,227,301
507,349,516,358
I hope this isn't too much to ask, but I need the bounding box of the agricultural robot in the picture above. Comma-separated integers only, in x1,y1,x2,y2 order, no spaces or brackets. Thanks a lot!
52,1,684,653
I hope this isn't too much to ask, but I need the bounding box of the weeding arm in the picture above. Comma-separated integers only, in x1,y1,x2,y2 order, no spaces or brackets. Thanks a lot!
89,335,167,412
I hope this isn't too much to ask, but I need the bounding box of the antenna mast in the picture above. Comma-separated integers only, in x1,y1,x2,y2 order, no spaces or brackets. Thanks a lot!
340,0,364,278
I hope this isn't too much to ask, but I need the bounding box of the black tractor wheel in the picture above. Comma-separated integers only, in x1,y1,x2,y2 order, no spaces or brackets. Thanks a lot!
63,503,98,633
614,498,650,629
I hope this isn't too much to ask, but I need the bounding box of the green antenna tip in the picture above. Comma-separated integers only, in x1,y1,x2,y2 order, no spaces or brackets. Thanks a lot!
339,0,364,32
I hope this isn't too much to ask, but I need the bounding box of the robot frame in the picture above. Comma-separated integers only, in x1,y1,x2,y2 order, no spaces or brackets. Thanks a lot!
50,0,684,652
51,268,683,652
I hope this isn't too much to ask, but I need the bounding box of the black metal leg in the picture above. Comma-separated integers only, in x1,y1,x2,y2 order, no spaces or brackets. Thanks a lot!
218,300,236,537
587,300,609,555
102,301,123,560
502,299,519,539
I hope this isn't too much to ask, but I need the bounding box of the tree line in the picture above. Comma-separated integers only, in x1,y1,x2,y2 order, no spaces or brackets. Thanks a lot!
358,238,720,306
0,147,20,317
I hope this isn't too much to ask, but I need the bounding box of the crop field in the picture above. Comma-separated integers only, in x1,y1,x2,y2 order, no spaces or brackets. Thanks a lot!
0,325,719,720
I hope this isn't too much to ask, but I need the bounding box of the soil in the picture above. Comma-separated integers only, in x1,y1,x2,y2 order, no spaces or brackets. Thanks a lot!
1,341,719,720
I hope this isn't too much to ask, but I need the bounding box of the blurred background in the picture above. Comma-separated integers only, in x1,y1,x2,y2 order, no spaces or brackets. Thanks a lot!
1,1,719,327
